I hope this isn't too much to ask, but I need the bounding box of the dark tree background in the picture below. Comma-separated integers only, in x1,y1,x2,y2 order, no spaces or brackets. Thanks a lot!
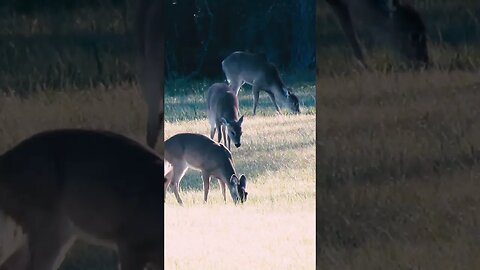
3,0,475,91
0,0,315,92
164,0,315,78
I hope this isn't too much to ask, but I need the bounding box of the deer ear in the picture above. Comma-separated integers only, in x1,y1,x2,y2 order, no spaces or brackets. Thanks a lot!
238,115,244,125
230,174,239,185
239,174,247,188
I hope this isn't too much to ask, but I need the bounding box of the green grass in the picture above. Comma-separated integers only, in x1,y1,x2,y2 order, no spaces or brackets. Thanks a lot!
164,77,315,121
164,80,316,269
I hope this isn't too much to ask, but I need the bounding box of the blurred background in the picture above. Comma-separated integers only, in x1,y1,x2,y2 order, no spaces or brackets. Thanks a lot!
316,0,480,73
0,0,315,95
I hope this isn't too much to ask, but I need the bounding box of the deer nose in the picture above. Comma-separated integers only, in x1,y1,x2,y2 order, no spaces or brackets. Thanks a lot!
235,143,241,148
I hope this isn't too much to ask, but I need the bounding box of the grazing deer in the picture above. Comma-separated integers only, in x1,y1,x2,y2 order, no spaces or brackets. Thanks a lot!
164,133,248,205
325,0,429,69
0,129,164,270
221,51,301,115
207,83,244,150
136,0,165,148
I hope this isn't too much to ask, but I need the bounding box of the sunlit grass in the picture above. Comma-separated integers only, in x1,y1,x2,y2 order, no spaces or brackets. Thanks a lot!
164,85,316,269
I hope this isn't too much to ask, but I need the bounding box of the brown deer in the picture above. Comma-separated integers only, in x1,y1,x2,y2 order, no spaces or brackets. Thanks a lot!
136,0,165,148
207,83,245,150
222,51,301,115
164,133,248,205
325,0,429,69
0,129,165,270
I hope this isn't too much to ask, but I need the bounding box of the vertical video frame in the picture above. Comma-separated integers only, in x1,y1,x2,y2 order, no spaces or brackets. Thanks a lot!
164,0,317,269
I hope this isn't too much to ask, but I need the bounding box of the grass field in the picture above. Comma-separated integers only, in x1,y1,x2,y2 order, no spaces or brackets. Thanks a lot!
164,80,316,269
317,69,480,269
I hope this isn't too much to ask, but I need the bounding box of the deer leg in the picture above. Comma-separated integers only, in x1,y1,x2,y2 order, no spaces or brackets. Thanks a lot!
326,0,368,69
266,91,281,114
163,167,174,202
227,134,231,150
25,217,74,270
202,172,211,203
209,125,216,140
0,242,29,270
218,179,226,203
0,215,28,270
170,162,188,205
230,79,243,96
221,125,228,149
216,121,223,143
252,85,260,116
141,55,163,149
145,103,161,149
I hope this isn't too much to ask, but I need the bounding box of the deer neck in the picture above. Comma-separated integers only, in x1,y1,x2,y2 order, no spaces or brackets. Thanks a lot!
216,162,236,184
222,110,238,122
272,84,288,101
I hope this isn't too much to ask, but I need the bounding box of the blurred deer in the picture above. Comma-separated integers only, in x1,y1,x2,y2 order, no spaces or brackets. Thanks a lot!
136,0,165,148
325,0,429,69
0,129,165,270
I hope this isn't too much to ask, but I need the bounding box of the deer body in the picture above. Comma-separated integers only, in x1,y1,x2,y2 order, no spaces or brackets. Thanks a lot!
325,0,429,68
207,83,244,150
222,51,300,115
0,129,164,270
164,133,247,205
136,0,164,148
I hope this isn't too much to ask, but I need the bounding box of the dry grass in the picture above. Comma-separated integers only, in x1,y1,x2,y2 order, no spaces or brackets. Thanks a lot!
0,85,162,153
317,69,480,269
164,87,316,269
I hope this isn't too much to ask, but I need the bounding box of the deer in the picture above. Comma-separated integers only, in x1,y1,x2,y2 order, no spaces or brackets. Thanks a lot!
136,0,165,149
0,129,165,270
221,51,301,115
207,82,245,150
164,133,248,205
164,160,173,199
325,0,429,69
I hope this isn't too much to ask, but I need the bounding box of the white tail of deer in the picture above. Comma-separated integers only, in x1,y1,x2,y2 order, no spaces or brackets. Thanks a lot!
207,83,244,150
164,133,247,205
222,51,301,115
325,0,429,69
136,0,164,148
0,129,164,270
